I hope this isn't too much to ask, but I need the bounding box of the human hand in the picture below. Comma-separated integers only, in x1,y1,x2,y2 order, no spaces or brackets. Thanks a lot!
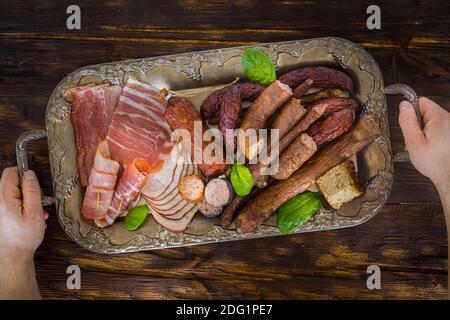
0,167,48,262
399,97,450,191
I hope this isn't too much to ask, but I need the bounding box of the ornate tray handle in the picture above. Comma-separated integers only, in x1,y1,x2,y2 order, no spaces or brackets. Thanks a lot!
16,130,54,206
385,84,422,162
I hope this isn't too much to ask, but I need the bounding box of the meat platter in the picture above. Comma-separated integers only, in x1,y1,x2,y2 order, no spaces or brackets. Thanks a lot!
16,37,401,253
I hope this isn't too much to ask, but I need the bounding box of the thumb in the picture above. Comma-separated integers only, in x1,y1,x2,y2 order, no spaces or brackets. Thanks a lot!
398,100,425,150
21,170,43,218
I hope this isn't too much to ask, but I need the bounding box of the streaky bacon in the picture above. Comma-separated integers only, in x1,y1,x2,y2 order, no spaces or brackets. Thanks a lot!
69,84,122,186
96,158,151,227
81,141,120,220
106,78,173,173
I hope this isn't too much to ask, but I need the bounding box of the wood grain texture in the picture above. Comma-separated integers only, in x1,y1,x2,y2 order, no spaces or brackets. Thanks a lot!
0,0,449,299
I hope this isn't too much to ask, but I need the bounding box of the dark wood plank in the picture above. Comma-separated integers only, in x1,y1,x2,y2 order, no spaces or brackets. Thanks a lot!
1,1,449,40
1,40,450,97
35,203,448,299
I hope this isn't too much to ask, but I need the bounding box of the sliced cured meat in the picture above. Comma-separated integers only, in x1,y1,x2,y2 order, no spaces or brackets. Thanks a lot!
147,195,196,220
151,208,197,233
106,78,173,172
142,143,185,201
238,80,292,160
279,66,354,93
146,163,189,205
144,160,195,219
100,158,151,226
69,84,122,186
81,141,120,220
142,143,199,232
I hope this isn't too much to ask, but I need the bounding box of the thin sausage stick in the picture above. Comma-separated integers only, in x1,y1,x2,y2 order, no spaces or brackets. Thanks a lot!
220,187,265,229
252,103,326,187
271,79,313,140
271,99,306,139
272,133,317,180
238,80,292,160
300,88,343,105
279,103,327,152
293,79,314,98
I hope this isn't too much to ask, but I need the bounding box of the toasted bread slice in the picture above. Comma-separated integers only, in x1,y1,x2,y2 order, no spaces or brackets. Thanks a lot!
317,160,363,209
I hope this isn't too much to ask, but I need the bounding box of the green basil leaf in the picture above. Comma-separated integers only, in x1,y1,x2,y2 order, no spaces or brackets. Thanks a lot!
230,163,253,196
124,205,149,231
242,48,276,85
277,192,324,234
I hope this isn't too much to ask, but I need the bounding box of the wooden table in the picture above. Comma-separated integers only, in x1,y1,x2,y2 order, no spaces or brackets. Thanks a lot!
1,0,449,299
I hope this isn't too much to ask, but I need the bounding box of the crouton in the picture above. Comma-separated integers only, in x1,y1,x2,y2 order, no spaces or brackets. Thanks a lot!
316,160,363,209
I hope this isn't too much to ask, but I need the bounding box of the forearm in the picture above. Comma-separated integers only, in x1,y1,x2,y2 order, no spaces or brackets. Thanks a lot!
0,252,41,300
436,182,450,300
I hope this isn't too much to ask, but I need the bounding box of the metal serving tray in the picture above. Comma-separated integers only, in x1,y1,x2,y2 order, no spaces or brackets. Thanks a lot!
16,37,408,253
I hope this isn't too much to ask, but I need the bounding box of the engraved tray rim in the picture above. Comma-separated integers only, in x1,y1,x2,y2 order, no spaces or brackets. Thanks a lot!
45,37,393,254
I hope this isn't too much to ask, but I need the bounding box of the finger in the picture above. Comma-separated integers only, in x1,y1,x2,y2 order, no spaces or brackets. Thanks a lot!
0,166,21,200
44,210,49,220
399,100,426,149
21,170,43,218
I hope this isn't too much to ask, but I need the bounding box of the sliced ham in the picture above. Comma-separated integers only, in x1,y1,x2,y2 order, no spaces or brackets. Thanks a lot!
106,78,173,172
144,170,186,206
153,201,197,220
151,208,197,233
143,143,187,198
142,143,199,232
69,84,122,186
81,141,120,220
141,143,179,200
144,154,194,208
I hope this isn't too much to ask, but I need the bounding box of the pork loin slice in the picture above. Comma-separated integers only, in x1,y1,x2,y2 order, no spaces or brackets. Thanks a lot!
145,163,189,205
147,164,197,217
143,142,200,231
151,207,197,233
142,143,185,201
146,193,188,216
155,200,197,220
142,142,180,199
145,154,194,207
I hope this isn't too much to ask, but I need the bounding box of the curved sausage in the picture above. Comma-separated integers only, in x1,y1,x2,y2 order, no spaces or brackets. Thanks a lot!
238,80,292,160
279,66,354,92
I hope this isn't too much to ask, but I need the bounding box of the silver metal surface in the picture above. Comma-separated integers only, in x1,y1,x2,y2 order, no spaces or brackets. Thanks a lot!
385,83,421,162
16,130,55,206
385,83,422,129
